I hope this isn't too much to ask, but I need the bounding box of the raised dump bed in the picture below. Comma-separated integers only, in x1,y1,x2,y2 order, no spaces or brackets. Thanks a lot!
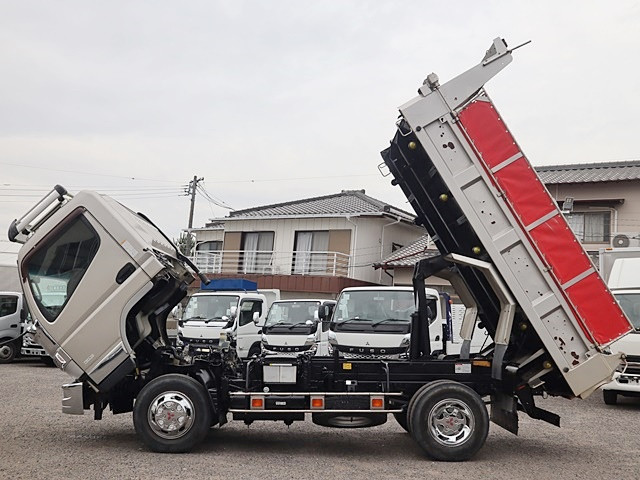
382,38,633,398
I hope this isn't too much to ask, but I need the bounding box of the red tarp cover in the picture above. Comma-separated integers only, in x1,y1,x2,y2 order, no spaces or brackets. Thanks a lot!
458,99,631,345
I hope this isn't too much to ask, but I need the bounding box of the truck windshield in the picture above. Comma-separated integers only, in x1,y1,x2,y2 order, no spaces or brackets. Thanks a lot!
183,295,239,322
334,290,423,325
615,293,640,330
265,301,320,327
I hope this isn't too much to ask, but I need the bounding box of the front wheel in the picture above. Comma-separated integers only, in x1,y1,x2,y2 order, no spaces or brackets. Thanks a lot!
409,381,489,461
603,390,618,405
133,374,213,453
0,339,18,364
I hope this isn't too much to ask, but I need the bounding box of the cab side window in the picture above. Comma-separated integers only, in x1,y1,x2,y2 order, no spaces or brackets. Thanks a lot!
0,295,18,318
23,215,100,322
239,299,263,326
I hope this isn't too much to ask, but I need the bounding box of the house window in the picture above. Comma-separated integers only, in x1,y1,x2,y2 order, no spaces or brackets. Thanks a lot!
293,231,329,274
565,211,611,243
194,241,223,272
196,241,222,252
241,232,274,274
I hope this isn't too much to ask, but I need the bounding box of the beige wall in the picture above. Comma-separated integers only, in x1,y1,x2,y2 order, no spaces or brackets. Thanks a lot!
546,180,640,251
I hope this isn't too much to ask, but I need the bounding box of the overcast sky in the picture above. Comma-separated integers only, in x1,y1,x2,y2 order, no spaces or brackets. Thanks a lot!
1,1,639,262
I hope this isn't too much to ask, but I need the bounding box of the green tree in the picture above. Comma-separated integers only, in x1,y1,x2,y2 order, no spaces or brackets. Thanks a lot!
174,232,195,256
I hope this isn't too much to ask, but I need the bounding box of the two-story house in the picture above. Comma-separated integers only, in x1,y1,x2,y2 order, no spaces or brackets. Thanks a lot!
189,190,423,298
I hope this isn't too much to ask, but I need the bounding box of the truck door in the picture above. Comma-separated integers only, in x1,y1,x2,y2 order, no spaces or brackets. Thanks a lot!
235,297,263,357
21,209,152,387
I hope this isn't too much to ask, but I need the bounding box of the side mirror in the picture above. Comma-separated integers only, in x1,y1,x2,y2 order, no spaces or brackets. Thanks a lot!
318,305,328,320
20,308,28,322
252,311,260,325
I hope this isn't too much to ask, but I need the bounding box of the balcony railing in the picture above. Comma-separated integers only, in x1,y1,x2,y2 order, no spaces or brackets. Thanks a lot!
189,250,351,277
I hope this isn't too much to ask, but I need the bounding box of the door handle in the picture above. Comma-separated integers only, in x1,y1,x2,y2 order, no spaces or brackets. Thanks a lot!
116,263,136,284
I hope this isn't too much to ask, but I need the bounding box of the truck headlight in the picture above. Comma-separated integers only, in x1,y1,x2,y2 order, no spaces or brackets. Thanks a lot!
400,334,410,347
304,334,316,346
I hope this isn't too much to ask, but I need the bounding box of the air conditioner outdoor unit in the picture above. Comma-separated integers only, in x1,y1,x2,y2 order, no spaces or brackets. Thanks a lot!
610,232,640,248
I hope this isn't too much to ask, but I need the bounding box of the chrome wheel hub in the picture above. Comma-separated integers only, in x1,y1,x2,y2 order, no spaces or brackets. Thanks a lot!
148,391,195,439
428,398,474,446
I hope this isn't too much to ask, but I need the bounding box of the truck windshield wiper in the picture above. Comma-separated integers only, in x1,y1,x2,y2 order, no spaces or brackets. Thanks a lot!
372,318,406,326
266,321,293,328
337,317,371,324
183,315,207,321
287,323,313,329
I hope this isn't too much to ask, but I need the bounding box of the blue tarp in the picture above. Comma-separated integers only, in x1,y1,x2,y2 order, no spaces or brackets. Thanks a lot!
200,278,258,291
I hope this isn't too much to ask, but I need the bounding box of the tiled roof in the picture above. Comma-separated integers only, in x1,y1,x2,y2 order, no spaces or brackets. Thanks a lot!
535,160,640,184
374,235,439,269
227,190,415,221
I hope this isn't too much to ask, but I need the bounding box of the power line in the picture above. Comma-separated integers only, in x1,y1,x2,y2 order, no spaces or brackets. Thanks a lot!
0,161,179,183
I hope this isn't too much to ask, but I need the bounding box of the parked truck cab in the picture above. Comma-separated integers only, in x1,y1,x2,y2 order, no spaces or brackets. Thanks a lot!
177,279,279,359
328,286,442,358
261,299,336,356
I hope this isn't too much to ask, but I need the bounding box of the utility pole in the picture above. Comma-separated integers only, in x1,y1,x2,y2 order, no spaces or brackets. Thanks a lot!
187,175,204,229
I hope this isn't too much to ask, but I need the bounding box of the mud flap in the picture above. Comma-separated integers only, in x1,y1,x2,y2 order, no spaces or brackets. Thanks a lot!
490,391,519,435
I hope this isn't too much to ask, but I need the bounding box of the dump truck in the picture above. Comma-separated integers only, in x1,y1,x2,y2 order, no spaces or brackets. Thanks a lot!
7,38,634,461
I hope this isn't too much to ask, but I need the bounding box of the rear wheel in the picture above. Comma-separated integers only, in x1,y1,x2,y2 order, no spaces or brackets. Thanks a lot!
409,381,489,461
133,374,212,453
0,339,18,364
603,390,618,405
406,380,450,434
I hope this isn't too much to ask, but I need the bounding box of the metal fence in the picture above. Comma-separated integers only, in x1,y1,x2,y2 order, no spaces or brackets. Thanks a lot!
189,250,351,277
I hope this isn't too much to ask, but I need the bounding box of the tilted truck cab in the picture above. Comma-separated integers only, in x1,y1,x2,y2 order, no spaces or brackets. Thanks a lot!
7,39,635,461
10,187,197,395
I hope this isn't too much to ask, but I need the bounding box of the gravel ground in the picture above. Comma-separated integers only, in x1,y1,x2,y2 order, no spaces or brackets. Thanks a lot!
1,358,639,480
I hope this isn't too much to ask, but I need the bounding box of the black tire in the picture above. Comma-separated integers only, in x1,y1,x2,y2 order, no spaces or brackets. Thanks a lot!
406,380,450,434
133,374,212,453
603,390,618,405
0,339,18,364
409,381,489,461
312,412,387,428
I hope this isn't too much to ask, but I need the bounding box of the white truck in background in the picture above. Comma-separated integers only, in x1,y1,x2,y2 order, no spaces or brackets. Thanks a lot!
328,286,443,358
261,299,336,356
599,247,640,404
177,279,280,359
0,263,49,363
